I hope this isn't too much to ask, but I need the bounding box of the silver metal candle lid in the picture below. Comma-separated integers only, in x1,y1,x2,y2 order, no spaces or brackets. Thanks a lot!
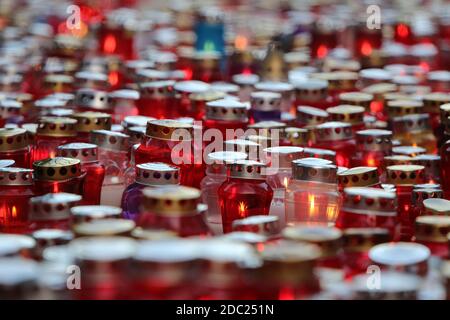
57,143,98,163
250,91,282,111
292,157,337,183
30,193,82,221
135,162,180,186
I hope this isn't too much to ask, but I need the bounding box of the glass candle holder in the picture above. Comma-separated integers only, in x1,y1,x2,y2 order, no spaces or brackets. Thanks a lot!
250,91,282,123
341,228,390,279
73,88,113,114
70,237,136,300
121,162,180,221
326,105,366,133
138,186,210,237
294,79,333,110
296,105,329,129
255,241,321,300
218,160,273,233
200,151,247,229
173,80,210,118
412,187,444,218
283,225,343,270
386,99,424,120
109,89,140,123
335,187,398,239
192,51,222,83
337,166,381,192
0,167,34,233
411,154,441,184
0,233,36,258
254,82,294,113
137,81,177,119
72,112,112,143
203,99,249,138
351,129,392,168
70,205,122,226
232,73,259,102
189,90,225,120
312,121,356,168
354,21,382,58
361,83,397,117
285,157,340,225
415,215,450,258
57,143,105,205
135,120,195,187
131,239,201,299
32,117,77,163
29,192,81,231
264,146,304,228
392,114,437,154
313,72,358,100
368,242,430,277
0,128,32,168
90,130,130,207
386,164,426,240
32,157,85,196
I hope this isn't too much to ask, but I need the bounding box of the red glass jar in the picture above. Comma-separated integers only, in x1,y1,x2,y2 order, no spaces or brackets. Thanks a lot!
0,167,34,233
203,98,249,138
72,112,112,143
29,192,81,231
74,89,113,114
32,117,77,163
412,187,444,218
255,241,321,300
411,154,441,184
0,128,32,168
137,81,177,119
192,51,222,83
312,121,356,167
218,160,273,233
32,157,85,196
283,225,343,270
441,140,450,199
109,89,140,123
311,18,339,59
294,79,333,110
439,103,450,148
361,83,397,117
57,143,105,205
369,242,430,276
392,114,437,154
386,164,426,240
189,90,225,120
351,129,392,170
131,239,201,299
341,228,390,279
173,80,210,117
90,130,130,207
335,187,398,239
135,120,195,187
138,186,210,237
337,166,381,192
70,236,136,300
354,20,382,58
415,216,450,258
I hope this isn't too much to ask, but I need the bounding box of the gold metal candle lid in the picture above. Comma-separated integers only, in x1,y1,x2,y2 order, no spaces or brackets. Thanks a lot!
283,225,343,258
90,130,130,151
33,157,82,181
57,143,98,163
70,205,122,224
142,186,201,215
422,92,450,113
326,105,365,125
227,160,267,180
302,147,336,163
30,193,82,221
0,128,30,151
415,216,450,243
343,228,390,253
312,71,358,91
205,99,248,121
139,80,175,99
74,71,109,90
338,167,380,188
386,164,425,186
294,79,328,102
37,117,77,137
339,92,373,111
386,100,424,117
232,215,280,236
0,167,33,186
362,83,397,101
423,198,450,215
296,106,329,126
74,88,112,110
44,74,73,92
383,155,412,168
292,157,337,183
136,162,180,186
392,146,426,157
73,219,136,237
145,119,193,141
343,187,397,216
263,146,304,168
250,91,282,111
314,121,354,142
356,129,392,152
72,111,112,133
284,127,311,146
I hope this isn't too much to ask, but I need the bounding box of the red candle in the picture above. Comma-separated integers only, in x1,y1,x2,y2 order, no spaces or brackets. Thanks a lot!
0,128,32,168
203,99,249,138
351,129,392,169
137,81,177,119
0,167,34,233
337,166,381,192
109,89,140,123
173,80,210,118
57,143,105,205
218,160,273,233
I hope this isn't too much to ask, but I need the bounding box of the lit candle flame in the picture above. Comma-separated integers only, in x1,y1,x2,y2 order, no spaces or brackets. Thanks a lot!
238,201,247,217
361,41,372,56
308,194,315,217
326,206,337,221
397,24,409,38
235,35,248,51
108,71,119,86
12,206,17,219
367,156,376,167
104,34,117,53
283,177,289,189
317,45,328,59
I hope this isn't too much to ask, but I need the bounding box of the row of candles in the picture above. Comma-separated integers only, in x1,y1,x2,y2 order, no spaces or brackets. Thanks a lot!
0,0,450,300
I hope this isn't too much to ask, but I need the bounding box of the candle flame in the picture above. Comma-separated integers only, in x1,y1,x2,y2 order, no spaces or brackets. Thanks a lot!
308,194,315,216
326,206,337,221
283,177,289,189
367,156,376,167
104,34,117,53
12,206,17,218
238,201,247,217
397,24,409,38
317,45,328,59
361,41,373,56
235,35,248,51
108,71,119,86
53,182,59,193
